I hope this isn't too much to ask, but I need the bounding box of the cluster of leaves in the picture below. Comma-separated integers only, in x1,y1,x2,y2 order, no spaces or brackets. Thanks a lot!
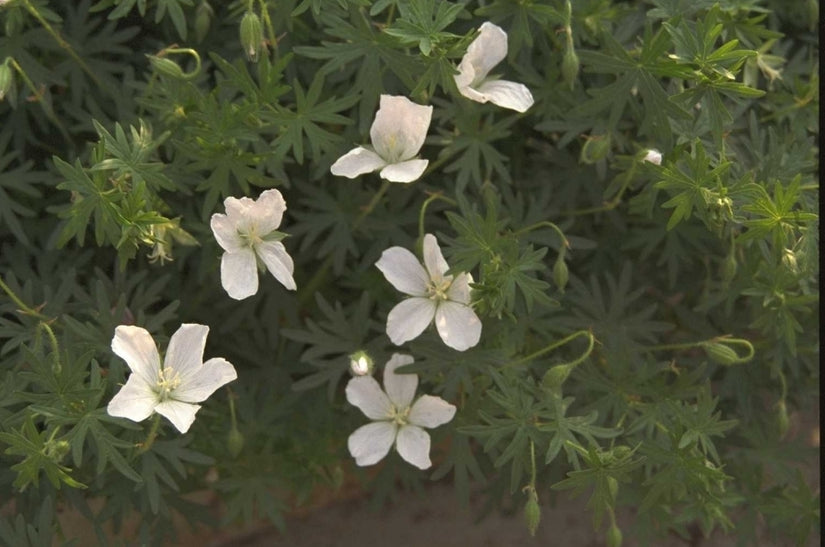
0,0,819,546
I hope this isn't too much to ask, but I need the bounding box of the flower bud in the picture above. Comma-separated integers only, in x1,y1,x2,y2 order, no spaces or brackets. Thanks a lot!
240,11,264,62
561,46,579,90
721,251,737,283
776,399,789,439
553,253,569,293
606,476,619,502
701,342,740,366
349,351,374,376
524,489,541,537
642,148,662,165
542,363,572,392
147,55,186,79
0,58,13,101
580,134,611,164
194,0,213,43
607,523,623,547
227,427,244,458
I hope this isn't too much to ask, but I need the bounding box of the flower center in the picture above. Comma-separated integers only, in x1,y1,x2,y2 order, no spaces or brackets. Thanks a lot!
238,225,264,248
389,404,410,426
426,278,452,301
156,367,182,400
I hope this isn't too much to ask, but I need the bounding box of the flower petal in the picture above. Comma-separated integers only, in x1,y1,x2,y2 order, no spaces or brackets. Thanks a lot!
163,324,208,379
107,375,157,423
257,240,296,291
174,357,237,403
422,233,449,283
376,247,429,296
111,325,161,387
155,400,201,434
330,147,386,179
348,421,397,467
370,95,432,163
223,196,256,225
446,272,472,305
463,22,508,84
456,79,489,103
248,188,287,235
395,425,432,470
346,376,392,420
475,79,534,113
210,213,243,253
386,298,437,346
383,353,417,409
434,301,482,351
409,395,457,429
379,159,429,183
220,248,258,300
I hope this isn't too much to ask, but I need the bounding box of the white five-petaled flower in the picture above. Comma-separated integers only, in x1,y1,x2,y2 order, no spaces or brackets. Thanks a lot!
346,354,456,470
107,324,237,434
454,22,535,113
642,149,663,165
376,233,482,352
210,189,296,300
330,95,433,183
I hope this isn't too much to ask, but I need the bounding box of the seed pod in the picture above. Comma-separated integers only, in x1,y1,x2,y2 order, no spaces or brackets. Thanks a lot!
240,11,264,62
606,476,619,502
524,490,541,537
607,523,623,547
553,253,569,293
702,342,740,365
227,428,245,458
561,46,579,90
542,364,572,392
147,55,186,79
721,250,737,283
580,134,611,164
194,0,213,43
776,399,789,439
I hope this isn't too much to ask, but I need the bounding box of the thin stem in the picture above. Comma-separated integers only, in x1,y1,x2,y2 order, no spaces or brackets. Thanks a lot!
0,274,46,319
257,0,279,57
506,329,593,368
39,322,61,374
418,191,457,241
138,414,162,454
6,58,71,144
513,221,570,248
562,163,638,217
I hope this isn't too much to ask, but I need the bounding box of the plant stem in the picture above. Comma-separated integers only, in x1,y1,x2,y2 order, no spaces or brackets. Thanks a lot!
506,329,593,368
513,221,570,248
6,58,71,144
138,414,162,454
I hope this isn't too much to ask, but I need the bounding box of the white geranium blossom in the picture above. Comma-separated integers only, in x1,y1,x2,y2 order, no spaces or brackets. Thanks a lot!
107,324,237,434
642,149,663,165
454,22,534,112
376,233,482,351
330,95,433,183
346,354,456,470
210,188,296,300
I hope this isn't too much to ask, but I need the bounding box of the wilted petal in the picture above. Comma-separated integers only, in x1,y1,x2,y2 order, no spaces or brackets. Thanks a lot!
220,248,258,300
455,77,489,103
210,213,243,253
409,394,457,428
257,240,296,291
107,375,157,423
386,298,437,346
111,325,161,387
330,147,386,178
447,272,472,305
383,354,417,409
422,233,449,283
379,159,429,183
174,357,237,403
376,247,429,296
346,376,392,420
434,301,482,351
370,95,432,163
348,421,397,467
395,425,432,470
476,79,534,112
463,22,509,84
163,324,208,379
248,188,287,234
155,400,201,434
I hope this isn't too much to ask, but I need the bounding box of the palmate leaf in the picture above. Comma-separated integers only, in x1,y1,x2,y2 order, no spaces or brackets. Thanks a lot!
383,0,464,56
92,0,192,39
0,130,43,245
89,119,174,192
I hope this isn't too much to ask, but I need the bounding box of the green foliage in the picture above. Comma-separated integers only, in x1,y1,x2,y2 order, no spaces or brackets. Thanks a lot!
0,0,818,545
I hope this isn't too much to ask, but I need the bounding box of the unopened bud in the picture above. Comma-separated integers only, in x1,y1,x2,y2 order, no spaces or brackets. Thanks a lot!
561,46,579,90
524,489,541,537
0,58,13,101
776,400,789,439
194,0,213,43
147,55,186,79
553,254,569,293
721,251,737,283
607,523,623,547
240,11,264,62
227,428,244,458
642,149,662,165
580,134,611,164
606,476,619,502
701,342,740,366
349,351,374,376
542,363,573,391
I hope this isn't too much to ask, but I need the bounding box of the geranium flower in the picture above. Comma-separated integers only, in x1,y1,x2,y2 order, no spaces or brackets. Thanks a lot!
454,22,534,112
346,354,456,470
210,188,296,300
642,149,662,165
330,95,432,183
107,324,237,434
375,233,482,351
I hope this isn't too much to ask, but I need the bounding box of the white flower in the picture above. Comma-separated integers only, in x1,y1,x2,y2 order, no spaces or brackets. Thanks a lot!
346,354,456,470
210,188,296,300
107,324,237,434
330,95,433,183
375,233,482,352
642,149,663,165
454,22,534,113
